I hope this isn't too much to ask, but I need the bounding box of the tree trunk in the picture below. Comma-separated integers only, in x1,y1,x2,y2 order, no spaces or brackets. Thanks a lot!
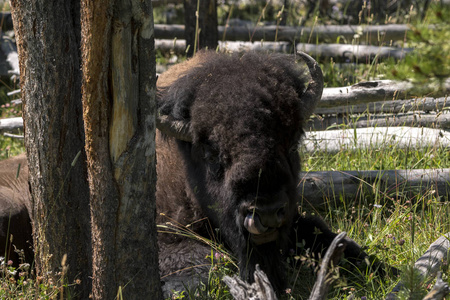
10,0,92,298
81,0,161,298
184,0,218,57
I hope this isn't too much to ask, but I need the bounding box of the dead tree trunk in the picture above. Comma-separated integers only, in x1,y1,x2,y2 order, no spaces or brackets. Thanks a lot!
184,0,218,57
10,0,91,298
81,0,161,298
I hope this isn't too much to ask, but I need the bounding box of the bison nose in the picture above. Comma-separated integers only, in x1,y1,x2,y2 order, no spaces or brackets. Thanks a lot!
244,205,287,235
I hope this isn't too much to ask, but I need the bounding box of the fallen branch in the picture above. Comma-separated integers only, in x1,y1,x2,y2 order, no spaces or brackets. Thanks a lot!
155,39,412,61
386,233,450,300
223,264,278,300
303,127,450,153
155,24,412,44
308,232,347,300
298,168,450,209
3,133,24,139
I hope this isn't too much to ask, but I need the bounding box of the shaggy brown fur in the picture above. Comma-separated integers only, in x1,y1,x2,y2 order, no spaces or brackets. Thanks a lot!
0,154,32,266
0,51,373,295
155,51,371,294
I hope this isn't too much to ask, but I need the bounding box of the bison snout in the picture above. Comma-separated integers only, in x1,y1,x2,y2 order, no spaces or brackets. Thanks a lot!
244,205,287,235
244,213,268,235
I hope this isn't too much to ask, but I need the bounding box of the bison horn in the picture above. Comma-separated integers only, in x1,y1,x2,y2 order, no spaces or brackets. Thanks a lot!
156,114,192,142
244,212,269,235
296,51,324,118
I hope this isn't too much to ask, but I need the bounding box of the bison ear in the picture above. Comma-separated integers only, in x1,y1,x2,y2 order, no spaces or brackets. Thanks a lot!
156,69,199,142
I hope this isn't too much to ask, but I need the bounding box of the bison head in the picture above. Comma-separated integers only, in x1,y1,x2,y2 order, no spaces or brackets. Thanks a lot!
156,51,323,291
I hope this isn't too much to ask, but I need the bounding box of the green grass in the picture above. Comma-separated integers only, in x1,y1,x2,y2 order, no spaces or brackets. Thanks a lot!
2,1,450,299
163,142,450,299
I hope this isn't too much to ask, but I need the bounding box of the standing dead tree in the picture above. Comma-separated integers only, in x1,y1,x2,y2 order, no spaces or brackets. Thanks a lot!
81,0,161,298
184,0,217,57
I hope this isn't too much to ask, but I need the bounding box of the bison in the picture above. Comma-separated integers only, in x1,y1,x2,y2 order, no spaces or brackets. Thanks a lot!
156,51,372,293
0,51,373,294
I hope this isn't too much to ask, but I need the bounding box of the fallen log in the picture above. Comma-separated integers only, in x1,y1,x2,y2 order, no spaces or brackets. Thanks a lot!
0,33,19,77
155,24,412,44
319,80,450,108
386,233,450,300
315,97,450,115
310,111,450,130
0,117,23,134
155,39,412,61
298,168,450,209
303,127,450,153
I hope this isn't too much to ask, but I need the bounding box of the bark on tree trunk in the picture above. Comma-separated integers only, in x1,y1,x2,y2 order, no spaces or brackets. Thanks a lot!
184,0,218,57
11,0,160,298
81,0,161,298
10,0,92,298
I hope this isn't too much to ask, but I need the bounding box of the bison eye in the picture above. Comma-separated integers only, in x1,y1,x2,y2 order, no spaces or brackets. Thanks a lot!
204,149,219,165
202,147,224,179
